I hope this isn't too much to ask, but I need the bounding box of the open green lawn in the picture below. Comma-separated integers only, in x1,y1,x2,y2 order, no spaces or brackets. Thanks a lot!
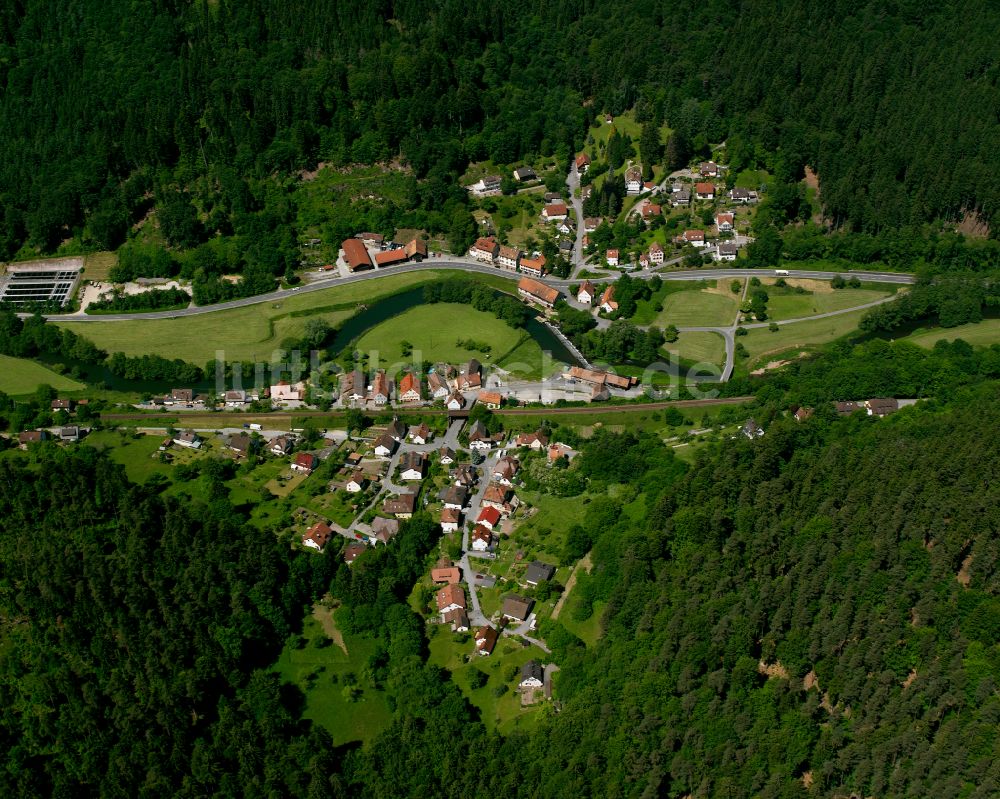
427,624,548,734
765,287,894,321
55,271,451,363
741,307,871,368
655,288,738,327
557,597,606,648
903,317,1000,349
671,331,727,370
273,614,393,745
354,302,538,373
83,430,173,483
0,354,85,395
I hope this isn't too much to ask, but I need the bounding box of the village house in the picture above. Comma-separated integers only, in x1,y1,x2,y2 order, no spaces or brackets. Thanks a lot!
481,484,519,516
714,242,738,262
525,561,555,586
446,391,465,411
343,541,367,565
342,238,373,272
836,401,863,416
548,442,575,463
742,419,765,439
476,506,502,531
625,166,644,194
436,583,467,615
451,465,477,488
584,217,602,233
59,426,80,443
497,245,521,270
580,184,593,201
672,186,691,206
440,507,461,533
398,372,421,403
223,390,247,408
515,430,549,450
638,252,651,269
51,398,74,411
517,277,560,309
469,236,500,263
729,188,758,204
544,192,563,203
291,452,318,474
427,371,450,399
438,485,469,511
599,285,618,313
471,524,494,552
404,238,428,261
555,218,574,236
481,175,502,194
492,455,520,485
371,517,400,545
700,161,719,178
682,229,706,247
225,432,253,458
173,430,202,449
642,201,662,220
694,182,715,201
519,254,547,278
399,451,426,481
577,280,595,305
271,380,305,404
373,432,397,458
385,418,408,443
519,660,544,689
341,369,366,402
558,239,574,257
267,435,294,456
345,470,367,493
794,407,815,421
467,419,494,452
513,166,536,182
167,388,194,405
409,422,431,444
478,390,503,410
715,212,735,232
474,625,499,655
438,446,456,465
866,398,899,417
303,521,333,551
605,249,619,267
374,249,408,267
432,563,462,584
575,152,591,173
357,231,384,248
369,370,390,405
445,608,471,633
383,492,418,519
455,358,482,390
542,202,568,222
502,594,534,623
649,241,665,264
18,430,48,447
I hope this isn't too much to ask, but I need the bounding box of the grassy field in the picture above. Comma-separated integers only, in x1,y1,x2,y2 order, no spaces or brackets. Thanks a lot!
353,303,537,372
427,624,548,734
272,613,393,745
55,271,458,363
655,287,738,327
82,251,118,281
83,430,174,483
764,285,894,321
903,318,1000,349
0,354,85,395
741,307,871,368
671,331,727,369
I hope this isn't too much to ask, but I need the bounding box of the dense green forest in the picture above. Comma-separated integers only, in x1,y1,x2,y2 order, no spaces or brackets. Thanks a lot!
6,385,1000,796
1,0,998,275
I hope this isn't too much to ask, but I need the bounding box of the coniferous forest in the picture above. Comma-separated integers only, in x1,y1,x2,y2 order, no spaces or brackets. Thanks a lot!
0,0,999,266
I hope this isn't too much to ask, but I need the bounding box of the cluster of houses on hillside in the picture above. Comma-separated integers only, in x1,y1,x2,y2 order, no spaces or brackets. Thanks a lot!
469,236,549,278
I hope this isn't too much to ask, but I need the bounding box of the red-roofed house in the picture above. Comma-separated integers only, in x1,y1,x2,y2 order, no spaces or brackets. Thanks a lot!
715,212,734,232
471,524,494,552
577,280,595,305
398,373,421,403
649,241,664,263
474,624,499,655
303,522,332,551
694,182,715,200
497,245,521,270
342,238,373,272
542,202,568,221
682,230,706,247
478,390,503,409
436,583,466,614
519,254,547,278
291,453,318,474
606,249,619,267
374,248,408,267
600,285,618,313
476,506,501,531
469,237,499,263
575,153,591,173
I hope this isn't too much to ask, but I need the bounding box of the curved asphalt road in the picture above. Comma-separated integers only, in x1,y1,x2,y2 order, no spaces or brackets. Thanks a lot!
40,260,915,323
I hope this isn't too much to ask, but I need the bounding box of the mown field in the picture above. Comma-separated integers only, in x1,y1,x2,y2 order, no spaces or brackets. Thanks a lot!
53,271,481,363
655,286,739,328
672,330,727,370
902,317,1000,349
740,307,873,369
0,354,85,395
